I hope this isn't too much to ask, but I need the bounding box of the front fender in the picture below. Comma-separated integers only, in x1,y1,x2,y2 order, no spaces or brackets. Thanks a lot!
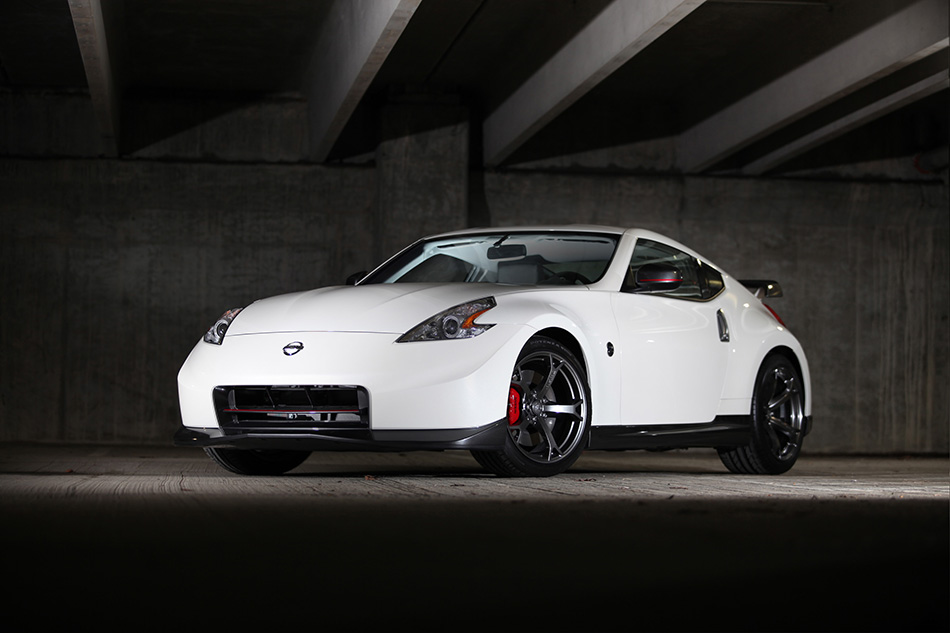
492,290,624,427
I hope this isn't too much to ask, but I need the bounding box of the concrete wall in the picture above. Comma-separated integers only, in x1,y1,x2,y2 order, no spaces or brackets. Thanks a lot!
1,154,946,453
0,158,375,443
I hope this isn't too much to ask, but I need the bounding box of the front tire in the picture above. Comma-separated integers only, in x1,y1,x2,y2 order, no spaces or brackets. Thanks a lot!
472,336,590,477
718,354,805,475
204,447,311,475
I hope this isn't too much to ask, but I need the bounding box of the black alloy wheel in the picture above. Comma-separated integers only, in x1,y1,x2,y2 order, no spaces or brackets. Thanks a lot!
472,336,591,477
718,354,805,475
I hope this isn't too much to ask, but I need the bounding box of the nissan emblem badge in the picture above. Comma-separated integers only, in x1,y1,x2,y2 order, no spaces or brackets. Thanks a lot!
283,341,304,356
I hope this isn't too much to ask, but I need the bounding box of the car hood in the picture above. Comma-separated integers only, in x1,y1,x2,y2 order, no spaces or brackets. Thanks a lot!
228,283,512,336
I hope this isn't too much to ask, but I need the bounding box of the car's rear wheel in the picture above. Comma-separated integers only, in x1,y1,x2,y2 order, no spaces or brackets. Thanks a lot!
204,447,311,475
718,354,805,475
472,336,590,477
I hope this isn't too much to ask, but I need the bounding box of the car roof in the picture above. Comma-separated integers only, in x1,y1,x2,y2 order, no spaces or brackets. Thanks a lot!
423,225,631,239
421,226,696,252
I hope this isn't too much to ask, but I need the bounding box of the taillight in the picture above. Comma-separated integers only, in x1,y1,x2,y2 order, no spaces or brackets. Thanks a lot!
763,303,786,327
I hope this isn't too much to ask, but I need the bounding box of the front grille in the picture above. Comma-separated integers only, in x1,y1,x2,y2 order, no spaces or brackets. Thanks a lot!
213,385,369,433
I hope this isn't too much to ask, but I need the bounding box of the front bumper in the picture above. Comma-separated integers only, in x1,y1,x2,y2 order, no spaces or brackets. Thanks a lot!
178,326,526,433
173,419,509,452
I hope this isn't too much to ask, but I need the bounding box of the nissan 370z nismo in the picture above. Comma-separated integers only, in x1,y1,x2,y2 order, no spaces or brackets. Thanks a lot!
176,226,812,477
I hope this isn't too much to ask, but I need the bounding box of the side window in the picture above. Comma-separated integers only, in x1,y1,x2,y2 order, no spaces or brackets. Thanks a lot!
702,265,724,298
624,239,724,300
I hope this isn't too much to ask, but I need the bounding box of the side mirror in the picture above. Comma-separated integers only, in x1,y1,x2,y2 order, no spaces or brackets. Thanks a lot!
632,264,682,293
345,271,367,286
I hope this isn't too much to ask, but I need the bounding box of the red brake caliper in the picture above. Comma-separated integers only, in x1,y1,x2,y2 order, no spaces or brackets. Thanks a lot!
507,385,522,425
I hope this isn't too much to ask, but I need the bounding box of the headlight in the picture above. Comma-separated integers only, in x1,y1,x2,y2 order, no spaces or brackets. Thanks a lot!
203,308,243,345
397,297,496,343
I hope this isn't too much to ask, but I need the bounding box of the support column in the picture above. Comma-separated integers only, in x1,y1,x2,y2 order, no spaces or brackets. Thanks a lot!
375,93,470,263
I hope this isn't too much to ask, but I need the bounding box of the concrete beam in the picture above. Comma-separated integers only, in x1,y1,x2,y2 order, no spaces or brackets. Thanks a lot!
67,0,119,157
677,0,949,173
744,71,949,175
306,0,421,162
482,0,705,167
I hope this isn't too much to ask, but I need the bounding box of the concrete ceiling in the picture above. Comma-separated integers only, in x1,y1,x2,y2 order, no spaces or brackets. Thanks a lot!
0,0,946,179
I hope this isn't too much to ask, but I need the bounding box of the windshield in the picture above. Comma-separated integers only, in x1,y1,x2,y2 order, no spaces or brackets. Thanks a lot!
361,232,619,285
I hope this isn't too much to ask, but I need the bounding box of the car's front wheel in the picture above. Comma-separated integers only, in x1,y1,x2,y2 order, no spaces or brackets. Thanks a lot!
204,447,311,475
472,336,590,477
718,353,805,475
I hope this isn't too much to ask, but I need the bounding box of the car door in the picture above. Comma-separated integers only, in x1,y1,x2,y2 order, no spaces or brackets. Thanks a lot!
611,237,730,425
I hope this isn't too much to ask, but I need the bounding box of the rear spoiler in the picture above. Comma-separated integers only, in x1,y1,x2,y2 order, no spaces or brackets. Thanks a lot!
739,279,783,299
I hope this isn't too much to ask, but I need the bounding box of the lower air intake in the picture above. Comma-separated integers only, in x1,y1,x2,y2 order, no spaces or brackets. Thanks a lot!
213,385,369,433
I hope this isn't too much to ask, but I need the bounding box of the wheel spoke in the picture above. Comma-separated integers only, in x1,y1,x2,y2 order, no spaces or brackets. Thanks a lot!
767,388,793,410
540,355,565,394
517,430,534,448
512,423,536,448
767,415,799,441
765,422,782,452
768,376,798,410
537,418,562,461
513,369,536,392
543,401,582,418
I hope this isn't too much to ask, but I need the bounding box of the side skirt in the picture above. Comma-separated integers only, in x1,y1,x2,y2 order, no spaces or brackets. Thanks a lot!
588,416,752,451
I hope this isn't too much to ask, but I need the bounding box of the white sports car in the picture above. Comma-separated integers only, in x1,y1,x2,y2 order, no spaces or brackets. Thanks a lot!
176,226,812,477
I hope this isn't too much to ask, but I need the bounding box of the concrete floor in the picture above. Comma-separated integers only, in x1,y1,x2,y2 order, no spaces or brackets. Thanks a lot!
1,444,947,632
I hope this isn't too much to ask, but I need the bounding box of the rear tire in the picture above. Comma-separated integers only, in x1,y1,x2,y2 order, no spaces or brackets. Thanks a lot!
472,336,590,477
204,447,311,475
718,354,805,475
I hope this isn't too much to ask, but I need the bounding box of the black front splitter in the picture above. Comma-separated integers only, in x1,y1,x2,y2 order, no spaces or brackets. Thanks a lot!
173,420,509,452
